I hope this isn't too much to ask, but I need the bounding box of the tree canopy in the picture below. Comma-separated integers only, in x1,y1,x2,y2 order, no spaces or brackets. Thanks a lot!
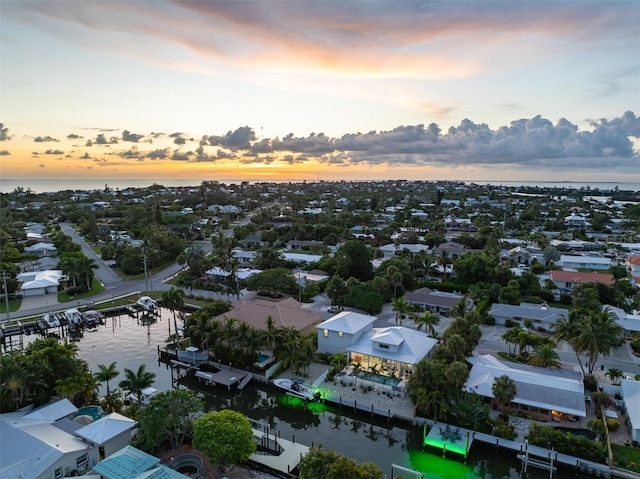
192,410,256,467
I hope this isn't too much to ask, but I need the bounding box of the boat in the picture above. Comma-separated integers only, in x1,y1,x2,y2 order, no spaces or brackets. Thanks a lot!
82,310,105,327
273,378,320,401
64,308,83,325
42,312,61,328
137,296,158,312
126,386,159,406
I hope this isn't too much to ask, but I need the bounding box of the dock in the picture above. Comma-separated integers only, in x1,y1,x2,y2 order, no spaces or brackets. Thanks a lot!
194,366,248,391
249,427,309,476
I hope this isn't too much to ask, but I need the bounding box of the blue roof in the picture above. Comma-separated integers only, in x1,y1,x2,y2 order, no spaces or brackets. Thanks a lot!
92,445,159,479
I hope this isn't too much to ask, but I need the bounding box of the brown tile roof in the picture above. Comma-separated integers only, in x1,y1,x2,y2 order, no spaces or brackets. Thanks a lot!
550,270,614,285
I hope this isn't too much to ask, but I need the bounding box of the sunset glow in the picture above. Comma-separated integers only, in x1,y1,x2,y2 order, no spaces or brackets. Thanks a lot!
1,1,638,184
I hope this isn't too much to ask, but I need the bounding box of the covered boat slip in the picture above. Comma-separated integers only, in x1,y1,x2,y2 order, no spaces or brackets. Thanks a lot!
195,366,250,390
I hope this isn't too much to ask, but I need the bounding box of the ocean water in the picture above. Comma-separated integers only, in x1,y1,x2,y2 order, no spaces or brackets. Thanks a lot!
1,178,638,194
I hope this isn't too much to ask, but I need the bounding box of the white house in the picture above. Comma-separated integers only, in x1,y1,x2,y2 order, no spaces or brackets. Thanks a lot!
0,399,136,478
17,270,64,296
25,242,57,256
317,311,377,354
464,354,586,422
564,214,590,229
488,302,567,329
604,305,640,335
621,379,640,442
405,287,467,315
346,327,438,376
557,254,612,271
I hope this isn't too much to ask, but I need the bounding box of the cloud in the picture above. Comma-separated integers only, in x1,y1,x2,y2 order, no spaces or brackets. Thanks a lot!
0,123,9,141
39,164,45,168
152,112,640,172
173,136,186,145
122,130,145,142
67,133,83,139
0,150,10,155
45,149,64,155
95,134,118,144
146,148,169,159
80,152,91,159
34,135,59,142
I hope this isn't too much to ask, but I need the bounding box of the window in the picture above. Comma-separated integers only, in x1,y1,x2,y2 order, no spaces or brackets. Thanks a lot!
54,468,63,479
76,453,88,468
338,331,344,337
323,329,328,338
378,343,389,350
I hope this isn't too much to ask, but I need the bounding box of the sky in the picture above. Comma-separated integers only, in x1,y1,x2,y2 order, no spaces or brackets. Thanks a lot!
1,0,639,184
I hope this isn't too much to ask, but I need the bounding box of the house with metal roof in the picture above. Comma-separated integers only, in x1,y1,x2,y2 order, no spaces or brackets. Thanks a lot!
0,399,137,478
604,305,640,335
488,302,567,330
557,254,612,270
464,354,586,422
620,379,640,442
317,311,377,354
346,326,438,376
17,269,64,296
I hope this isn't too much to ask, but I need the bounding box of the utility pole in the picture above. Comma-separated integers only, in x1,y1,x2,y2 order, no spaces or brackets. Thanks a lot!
2,271,10,322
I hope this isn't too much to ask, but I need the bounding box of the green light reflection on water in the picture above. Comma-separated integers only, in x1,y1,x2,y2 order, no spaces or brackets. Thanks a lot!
408,450,477,479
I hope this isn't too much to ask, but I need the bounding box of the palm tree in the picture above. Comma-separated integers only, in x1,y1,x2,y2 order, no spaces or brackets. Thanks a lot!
501,326,521,356
552,311,586,375
162,286,185,350
576,308,624,375
436,251,451,280
527,344,561,369
415,310,440,337
391,296,409,326
385,265,404,298
54,376,83,402
492,374,517,414
95,362,119,396
118,365,156,406
59,255,81,287
77,255,98,290
606,368,624,386
262,316,280,351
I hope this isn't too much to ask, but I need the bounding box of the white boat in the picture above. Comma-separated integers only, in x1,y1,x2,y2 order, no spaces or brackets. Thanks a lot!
137,296,158,311
126,386,159,406
64,308,83,325
273,378,320,401
42,312,61,328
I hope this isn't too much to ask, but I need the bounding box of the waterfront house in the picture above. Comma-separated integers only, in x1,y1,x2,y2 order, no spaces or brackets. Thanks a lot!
620,379,640,442
0,399,136,478
464,354,586,422
211,297,323,335
488,302,567,330
317,311,377,354
624,255,640,275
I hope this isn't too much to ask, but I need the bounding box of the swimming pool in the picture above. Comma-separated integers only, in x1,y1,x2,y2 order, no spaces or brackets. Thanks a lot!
76,405,105,421
354,371,401,387
258,353,271,362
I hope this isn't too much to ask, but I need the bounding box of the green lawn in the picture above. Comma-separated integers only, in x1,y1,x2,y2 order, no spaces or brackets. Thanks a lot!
57,278,106,303
611,444,640,473
0,299,22,314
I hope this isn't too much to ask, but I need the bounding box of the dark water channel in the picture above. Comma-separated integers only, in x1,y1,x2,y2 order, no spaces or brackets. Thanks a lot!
70,310,586,478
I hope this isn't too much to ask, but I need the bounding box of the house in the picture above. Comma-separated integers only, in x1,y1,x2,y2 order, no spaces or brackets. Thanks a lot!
24,242,58,256
488,302,567,329
231,249,258,266
91,445,190,479
0,399,137,478
405,287,467,315
346,327,438,376
549,270,615,295
603,305,640,336
624,255,640,275
317,311,377,354
17,270,64,296
464,354,586,422
557,254,612,271
564,214,590,229
620,379,640,442
205,266,262,283
281,252,323,265
210,297,323,335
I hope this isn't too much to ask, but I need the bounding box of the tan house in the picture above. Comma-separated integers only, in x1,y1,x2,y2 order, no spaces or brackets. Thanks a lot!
211,297,323,335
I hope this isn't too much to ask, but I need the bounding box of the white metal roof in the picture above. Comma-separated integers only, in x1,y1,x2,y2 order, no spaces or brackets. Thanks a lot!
465,354,586,417
621,379,640,432
317,311,376,334
0,421,63,478
75,412,137,446
347,327,438,365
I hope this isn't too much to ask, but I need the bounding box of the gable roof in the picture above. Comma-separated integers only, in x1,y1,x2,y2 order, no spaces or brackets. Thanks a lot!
405,287,463,308
465,354,585,417
0,421,64,478
489,302,566,322
317,311,377,334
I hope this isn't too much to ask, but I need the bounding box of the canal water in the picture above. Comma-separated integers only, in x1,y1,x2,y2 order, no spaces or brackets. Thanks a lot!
73,311,577,479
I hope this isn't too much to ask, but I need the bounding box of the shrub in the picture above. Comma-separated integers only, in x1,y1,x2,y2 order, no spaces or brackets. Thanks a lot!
606,419,621,431
505,319,517,328
483,316,496,326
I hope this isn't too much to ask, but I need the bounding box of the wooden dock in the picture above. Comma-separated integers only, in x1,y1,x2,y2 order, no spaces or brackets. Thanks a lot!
249,428,309,476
